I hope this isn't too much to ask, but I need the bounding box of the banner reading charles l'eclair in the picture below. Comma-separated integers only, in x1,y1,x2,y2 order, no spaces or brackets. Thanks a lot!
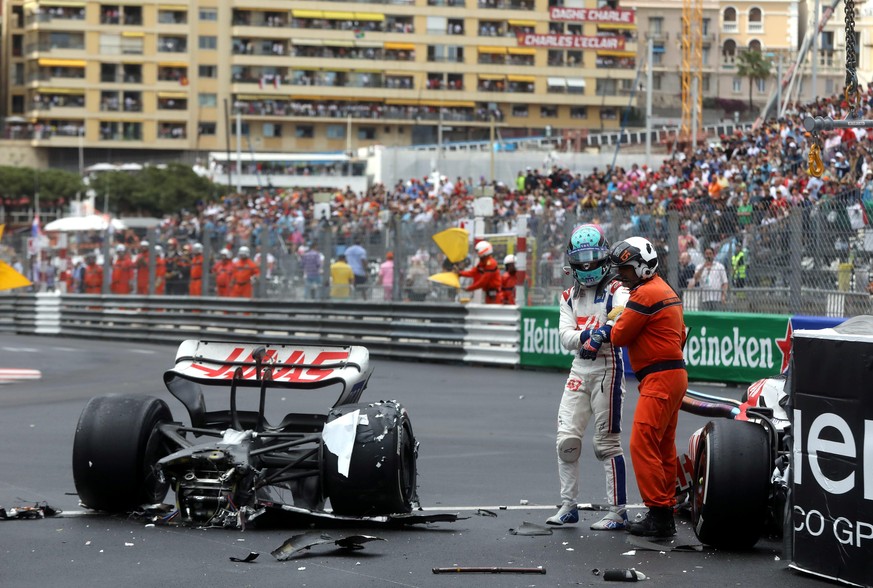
520,308,797,382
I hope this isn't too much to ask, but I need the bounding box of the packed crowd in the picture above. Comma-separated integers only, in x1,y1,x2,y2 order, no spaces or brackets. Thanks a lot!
17,85,873,298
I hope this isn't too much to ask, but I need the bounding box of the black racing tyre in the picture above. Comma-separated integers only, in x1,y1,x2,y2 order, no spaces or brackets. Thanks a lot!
691,419,771,549
324,400,418,516
72,395,173,512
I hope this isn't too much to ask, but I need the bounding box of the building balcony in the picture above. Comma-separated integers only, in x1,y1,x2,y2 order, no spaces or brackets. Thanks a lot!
646,32,668,41
747,22,763,33
722,22,738,33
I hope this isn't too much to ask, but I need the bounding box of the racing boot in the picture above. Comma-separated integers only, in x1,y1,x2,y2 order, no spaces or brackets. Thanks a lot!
590,507,628,531
546,502,579,526
628,506,676,537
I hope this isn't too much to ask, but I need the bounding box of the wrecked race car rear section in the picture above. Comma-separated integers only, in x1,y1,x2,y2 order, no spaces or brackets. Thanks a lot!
72,340,454,528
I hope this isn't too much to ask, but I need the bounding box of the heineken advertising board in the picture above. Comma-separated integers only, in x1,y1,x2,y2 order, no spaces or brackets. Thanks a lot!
519,307,800,383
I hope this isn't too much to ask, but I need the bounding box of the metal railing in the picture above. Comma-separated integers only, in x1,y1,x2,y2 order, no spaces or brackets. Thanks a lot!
1,293,519,365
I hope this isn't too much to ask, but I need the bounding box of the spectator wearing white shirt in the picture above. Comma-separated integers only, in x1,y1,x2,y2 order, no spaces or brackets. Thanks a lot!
689,247,728,311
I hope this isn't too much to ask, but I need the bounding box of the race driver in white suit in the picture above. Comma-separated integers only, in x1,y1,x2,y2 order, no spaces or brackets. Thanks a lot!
546,223,630,530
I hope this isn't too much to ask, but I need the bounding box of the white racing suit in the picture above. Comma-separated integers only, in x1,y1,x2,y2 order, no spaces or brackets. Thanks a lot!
555,276,630,509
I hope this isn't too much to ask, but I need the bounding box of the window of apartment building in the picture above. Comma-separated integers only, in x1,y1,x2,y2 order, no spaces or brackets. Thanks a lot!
44,31,84,50
600,108,617,120
756,78,765,93
540,106,558,118
231,123,250,135
652,73,662,91
723,7,737,23
653,45,664,65
158,65,187,82
199,93,217,107
100,63,118,82
327,125,346,139
199,36,217,50
596,78,617,96
295,125,314,139
198,65,217,78
428,45,464,63
199,8,217,21
447,18,464,34
100,91,120,111
481,19,506,36
11,95,25,114
649,17,663,35
198,122,216,136
121,34,144,55
426,16,448,34
570,106,588,119
702,46,710,65
123,64,142,83
123,122,142,140
13,64,24,85
826,78,835,95
512,105,528,117
12,35,23,57
548,22,564,34
732,77,742,93
158,123,186,139
159,9,187,25
567,50,582,66
702,74,710,92
158,95,188,110
703,18,711,35
358,127,376,140
158,35,188,53
568,23,582,34
263,123,282,138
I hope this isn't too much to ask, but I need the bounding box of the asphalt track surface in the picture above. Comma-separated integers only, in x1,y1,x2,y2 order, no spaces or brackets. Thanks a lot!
0,335,831,588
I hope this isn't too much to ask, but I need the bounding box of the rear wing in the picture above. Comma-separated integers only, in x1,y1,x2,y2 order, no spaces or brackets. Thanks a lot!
164,341,373,428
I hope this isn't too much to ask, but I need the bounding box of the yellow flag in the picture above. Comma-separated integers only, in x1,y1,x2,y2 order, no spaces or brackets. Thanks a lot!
0,261,31,291
428,271,461,289
432,227,469,263
0,224,5,241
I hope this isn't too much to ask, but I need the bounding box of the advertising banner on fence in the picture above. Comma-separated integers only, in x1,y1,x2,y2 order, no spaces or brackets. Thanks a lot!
683,312,793,382
521,308,805,383
789,329,873,586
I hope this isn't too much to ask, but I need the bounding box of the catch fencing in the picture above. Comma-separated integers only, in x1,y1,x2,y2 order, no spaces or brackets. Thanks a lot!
6,189,873,317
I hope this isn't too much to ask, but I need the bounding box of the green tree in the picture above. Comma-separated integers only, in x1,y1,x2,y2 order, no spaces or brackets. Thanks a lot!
0,166,84,207
735,49,772,112
89,163,224,216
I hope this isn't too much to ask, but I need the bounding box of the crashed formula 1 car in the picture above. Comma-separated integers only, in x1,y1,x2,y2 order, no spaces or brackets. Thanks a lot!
677,374,790,550
72,340,429,528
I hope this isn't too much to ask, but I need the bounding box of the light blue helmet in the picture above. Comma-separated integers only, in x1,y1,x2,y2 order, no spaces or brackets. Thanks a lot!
566,224,610,287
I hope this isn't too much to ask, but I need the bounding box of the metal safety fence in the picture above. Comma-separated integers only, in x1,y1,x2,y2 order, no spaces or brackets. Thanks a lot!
5,190,873,317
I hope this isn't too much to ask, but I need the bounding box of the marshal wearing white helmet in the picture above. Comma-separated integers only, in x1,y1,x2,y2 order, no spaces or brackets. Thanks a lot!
456,240,502,304
547,224,630,531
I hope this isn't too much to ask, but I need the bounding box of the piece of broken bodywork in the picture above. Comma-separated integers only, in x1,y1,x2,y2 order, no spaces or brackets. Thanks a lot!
0,502,61,520
271,532,385,561
475,508,498,517
229,552,260,563
509,521,553,536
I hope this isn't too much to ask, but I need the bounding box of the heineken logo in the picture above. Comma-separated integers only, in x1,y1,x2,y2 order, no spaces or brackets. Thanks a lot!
685,326,784,369
522,318,572,356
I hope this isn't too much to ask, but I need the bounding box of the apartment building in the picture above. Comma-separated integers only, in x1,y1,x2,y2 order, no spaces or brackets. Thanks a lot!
0,0,641,167
627,0,846,119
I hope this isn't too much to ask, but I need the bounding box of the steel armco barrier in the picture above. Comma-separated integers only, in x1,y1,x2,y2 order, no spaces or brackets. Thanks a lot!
2,293,520,366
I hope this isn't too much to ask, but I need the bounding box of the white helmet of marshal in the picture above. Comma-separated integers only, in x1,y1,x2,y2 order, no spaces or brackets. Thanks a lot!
474,240,493,258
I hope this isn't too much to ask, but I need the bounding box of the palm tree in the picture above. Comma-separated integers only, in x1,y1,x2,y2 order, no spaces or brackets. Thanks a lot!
735,49,772,112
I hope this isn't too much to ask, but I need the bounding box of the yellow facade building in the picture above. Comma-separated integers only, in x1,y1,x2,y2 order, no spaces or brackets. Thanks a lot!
0,0,640,165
